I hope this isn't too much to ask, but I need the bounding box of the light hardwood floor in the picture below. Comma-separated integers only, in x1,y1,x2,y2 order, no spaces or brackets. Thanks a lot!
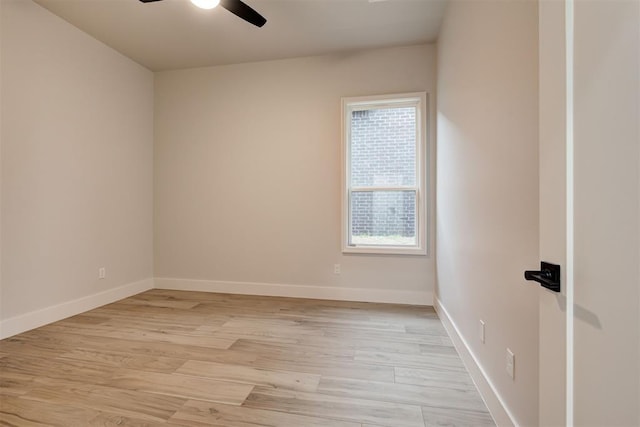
0,290,495,426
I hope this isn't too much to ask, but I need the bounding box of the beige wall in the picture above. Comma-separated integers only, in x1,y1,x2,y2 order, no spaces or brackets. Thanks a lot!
154,45,436,300
573,0,639,424
0,0,4,326
1,0,154,327
436,1,539,425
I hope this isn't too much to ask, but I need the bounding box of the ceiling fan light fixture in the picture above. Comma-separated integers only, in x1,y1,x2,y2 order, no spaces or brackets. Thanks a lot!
141,0,266,27
190,0,220,10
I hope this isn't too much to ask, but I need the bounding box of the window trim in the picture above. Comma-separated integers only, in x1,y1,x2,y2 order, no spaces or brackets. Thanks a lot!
341,92,428,256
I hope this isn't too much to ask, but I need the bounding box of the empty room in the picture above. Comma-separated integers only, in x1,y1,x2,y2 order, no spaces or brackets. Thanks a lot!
1,0,639,425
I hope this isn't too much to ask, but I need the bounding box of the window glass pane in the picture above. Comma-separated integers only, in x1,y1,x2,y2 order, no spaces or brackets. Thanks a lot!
350,191,416,246
350,107,416,187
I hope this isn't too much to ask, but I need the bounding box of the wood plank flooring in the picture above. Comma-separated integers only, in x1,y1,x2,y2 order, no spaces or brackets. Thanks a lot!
0,290,495,426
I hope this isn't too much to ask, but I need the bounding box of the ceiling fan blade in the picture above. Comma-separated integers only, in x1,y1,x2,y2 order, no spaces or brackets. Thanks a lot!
139,0,164,3
220,0,266,27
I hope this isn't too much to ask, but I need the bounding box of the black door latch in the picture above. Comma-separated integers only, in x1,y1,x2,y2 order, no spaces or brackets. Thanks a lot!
524,261,561,292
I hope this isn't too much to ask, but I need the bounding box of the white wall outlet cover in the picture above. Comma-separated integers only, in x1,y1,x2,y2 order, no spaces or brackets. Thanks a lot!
506,348,515,379
479,320,485,343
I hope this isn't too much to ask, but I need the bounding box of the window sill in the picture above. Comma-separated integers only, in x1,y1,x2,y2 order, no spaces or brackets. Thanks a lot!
342,246,427,256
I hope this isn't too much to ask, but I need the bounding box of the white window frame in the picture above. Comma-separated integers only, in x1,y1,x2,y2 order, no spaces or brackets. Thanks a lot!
341,92,428,256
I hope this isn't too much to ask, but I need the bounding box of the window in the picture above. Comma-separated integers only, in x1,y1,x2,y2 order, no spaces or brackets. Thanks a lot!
342,92,427,255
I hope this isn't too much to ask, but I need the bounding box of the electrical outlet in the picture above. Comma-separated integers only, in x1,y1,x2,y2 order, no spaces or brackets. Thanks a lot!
506,348,515,379
334,264,341,274
479,320,485,343
98,267,106,279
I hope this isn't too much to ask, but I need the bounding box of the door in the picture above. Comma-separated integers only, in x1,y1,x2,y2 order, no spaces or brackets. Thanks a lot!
538,1,640,426
538,1,567,424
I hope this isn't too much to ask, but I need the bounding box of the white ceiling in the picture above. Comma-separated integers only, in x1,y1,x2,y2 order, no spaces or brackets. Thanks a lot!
33,0,447,71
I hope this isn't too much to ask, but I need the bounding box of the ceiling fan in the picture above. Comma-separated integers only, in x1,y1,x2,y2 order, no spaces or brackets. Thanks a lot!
139,0,267,28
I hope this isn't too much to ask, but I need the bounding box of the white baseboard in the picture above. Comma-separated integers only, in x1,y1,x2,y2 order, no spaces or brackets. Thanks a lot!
0,278,154,339
155,278,433,306
435,297,518,427
0,277,431,339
